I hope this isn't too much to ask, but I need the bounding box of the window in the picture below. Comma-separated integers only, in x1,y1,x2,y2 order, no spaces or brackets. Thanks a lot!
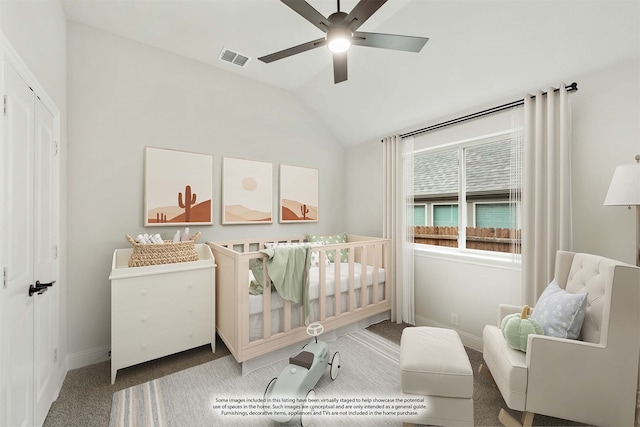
433,204,458,226
413,204,427,226
413,132,521,254
474,202,519,228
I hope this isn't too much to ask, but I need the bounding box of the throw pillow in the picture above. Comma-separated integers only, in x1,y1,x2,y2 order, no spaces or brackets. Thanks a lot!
305,233,348,263
530,279,588,339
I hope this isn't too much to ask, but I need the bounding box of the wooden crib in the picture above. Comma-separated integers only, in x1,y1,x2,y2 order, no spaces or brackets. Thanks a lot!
207,235,391,363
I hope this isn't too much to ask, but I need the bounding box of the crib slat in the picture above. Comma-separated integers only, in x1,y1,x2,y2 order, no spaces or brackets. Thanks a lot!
283,299,291,332
333,253,341,316
372,243,380,303
348,247,355,312
361,245,368,308
262,261,271,339
318,249,326,321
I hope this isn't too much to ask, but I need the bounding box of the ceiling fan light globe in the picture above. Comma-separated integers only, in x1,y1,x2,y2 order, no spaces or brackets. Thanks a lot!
328,37,350,53
327,27,352,53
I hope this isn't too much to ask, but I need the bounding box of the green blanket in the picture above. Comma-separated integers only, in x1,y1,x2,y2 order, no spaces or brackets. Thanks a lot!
250,245,312,318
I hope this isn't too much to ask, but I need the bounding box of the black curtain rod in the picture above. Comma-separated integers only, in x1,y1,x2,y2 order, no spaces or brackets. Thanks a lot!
394,82,578,140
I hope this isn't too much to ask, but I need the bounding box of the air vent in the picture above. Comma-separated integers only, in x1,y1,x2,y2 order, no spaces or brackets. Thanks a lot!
219,48,250,67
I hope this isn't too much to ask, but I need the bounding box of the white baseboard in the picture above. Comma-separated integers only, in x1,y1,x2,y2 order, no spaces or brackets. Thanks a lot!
66,345,110,370
414,315,483,352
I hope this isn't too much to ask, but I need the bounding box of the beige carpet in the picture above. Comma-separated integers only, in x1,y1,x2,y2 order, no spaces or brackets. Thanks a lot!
44,321,582,426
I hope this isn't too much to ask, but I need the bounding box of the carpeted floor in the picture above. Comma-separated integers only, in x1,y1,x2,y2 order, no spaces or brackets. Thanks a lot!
43,321,583,427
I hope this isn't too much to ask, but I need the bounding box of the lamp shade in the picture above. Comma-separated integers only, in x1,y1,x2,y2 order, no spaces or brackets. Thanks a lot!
604,160,640,206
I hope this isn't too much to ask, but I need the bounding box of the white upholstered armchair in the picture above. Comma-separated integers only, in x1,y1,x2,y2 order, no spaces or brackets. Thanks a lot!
482,250,640,427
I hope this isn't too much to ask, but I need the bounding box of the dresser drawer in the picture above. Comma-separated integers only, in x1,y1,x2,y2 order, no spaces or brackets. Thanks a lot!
112,297,210,337
112,269,212,312
113,322,211,370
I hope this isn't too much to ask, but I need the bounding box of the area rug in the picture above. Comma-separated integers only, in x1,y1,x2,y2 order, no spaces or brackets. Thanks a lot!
109,329,417,426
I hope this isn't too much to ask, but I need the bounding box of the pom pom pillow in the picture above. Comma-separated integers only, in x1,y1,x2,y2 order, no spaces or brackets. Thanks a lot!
501,305,544,352
530,279,588,339
305,233,348,263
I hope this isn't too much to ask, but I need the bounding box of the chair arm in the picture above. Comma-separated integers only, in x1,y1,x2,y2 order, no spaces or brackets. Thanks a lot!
497,304,523,327
524,334,614,419
526,334,604,366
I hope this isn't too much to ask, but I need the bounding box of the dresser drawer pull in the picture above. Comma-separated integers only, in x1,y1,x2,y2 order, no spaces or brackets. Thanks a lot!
141,343,147,350
141,316,147,323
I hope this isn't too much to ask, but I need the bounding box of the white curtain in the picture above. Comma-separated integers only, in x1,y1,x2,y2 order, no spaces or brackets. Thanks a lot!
521,84,573,305
383,135,415,324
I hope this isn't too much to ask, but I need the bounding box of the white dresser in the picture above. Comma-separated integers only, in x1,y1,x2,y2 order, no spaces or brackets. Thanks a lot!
109,243,216,384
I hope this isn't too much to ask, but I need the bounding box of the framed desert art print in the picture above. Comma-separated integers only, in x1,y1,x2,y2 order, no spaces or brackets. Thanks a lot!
144,147,213,226
279,164,319,223
222,157,273,224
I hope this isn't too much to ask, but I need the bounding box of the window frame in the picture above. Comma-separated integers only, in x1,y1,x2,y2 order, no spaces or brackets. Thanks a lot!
413,203,428,226
413,130,521,265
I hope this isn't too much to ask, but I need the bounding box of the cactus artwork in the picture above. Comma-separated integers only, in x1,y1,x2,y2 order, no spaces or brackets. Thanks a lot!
279,165,318,222
144,147,213,226
178,185,197,222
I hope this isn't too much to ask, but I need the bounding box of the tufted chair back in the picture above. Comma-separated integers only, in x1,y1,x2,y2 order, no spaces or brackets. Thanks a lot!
553,251,618,344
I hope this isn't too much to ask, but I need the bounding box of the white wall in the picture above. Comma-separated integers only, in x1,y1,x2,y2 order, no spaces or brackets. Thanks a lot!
66,22,346,364
345,58,640,348
572,58,640,263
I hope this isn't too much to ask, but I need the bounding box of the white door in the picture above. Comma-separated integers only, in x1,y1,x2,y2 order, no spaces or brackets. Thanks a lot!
33,96,58,427
1,60,59,427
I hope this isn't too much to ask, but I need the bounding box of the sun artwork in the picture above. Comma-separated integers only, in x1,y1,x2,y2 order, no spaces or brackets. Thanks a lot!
242,176,257,191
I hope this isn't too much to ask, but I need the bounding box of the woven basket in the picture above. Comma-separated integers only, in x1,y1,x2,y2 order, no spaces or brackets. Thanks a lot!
125,232,201,267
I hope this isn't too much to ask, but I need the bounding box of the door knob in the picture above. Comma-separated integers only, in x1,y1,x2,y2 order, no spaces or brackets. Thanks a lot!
28,280,56,297
36,280,56,288
29,284,46,296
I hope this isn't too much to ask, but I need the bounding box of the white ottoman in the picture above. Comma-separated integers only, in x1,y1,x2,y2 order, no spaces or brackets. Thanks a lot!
400,327,474,426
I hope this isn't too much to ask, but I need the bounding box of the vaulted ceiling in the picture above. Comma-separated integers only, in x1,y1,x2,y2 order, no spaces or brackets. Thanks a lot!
62,0,640,146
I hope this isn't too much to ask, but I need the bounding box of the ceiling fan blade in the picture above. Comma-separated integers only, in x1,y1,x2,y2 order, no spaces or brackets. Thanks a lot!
333,52,348,84
343,0,389,31
258,38,327,63
352,31,429,52
281,0,332,33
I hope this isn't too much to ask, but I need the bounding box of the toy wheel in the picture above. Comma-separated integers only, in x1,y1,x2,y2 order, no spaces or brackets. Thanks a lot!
300,389,316,427
330,351,341,380
306,322,324,337
263,377,277,412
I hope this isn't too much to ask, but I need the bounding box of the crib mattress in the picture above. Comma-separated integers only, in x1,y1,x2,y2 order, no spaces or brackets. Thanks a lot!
248,263,385,315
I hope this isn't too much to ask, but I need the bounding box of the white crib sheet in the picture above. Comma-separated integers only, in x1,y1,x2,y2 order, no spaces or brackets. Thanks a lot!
248,263,386,315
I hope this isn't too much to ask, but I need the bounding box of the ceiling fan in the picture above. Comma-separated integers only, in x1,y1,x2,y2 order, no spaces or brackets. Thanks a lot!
258,0,429,84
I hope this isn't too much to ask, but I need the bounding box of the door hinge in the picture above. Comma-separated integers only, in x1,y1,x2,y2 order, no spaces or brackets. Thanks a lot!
53,348,58,363
53,245,58,260
3,95,7,117
54,140,59,156
3,267,7,288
